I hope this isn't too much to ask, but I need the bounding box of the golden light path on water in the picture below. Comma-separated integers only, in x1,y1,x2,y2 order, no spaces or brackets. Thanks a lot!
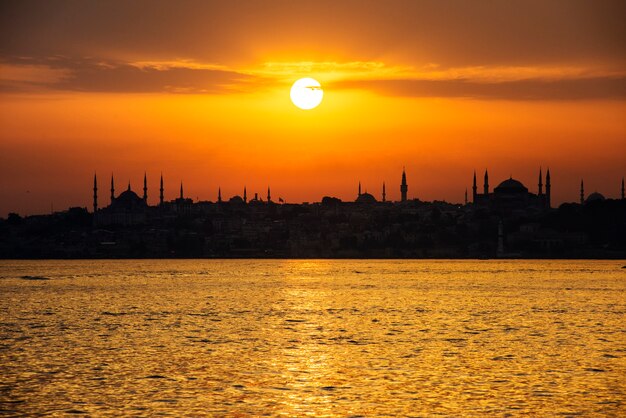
0,259,624,415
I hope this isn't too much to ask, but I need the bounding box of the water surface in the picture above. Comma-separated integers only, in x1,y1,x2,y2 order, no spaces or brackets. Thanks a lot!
0,260,624,415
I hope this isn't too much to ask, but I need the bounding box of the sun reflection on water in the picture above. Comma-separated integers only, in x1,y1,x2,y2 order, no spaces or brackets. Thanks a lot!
0,259,624,415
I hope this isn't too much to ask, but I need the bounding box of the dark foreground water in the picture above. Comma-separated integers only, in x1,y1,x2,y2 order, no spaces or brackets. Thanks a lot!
0,260,624,416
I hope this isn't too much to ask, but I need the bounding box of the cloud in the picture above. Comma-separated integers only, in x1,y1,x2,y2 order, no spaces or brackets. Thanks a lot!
330,75,626,101
3,56,624,101
0,56,265,94
1,1,624,69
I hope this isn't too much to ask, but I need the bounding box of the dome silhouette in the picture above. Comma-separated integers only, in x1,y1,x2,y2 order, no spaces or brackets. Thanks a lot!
229,195,245,204
356,192,377,204
585,192,605,203
110,187,147,211
494,177,528,194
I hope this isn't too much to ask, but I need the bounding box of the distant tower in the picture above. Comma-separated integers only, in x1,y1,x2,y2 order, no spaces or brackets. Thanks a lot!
382,182,386,202
472,170,477,202
243,186,247,203
358,181,362,197
483,170,489,195
267,186,271,202
580,179,584,204
538,167,543,196
159,173,164,205
143,172,148,203
464,188,468,205
93,173,97,213
110,174,115,203
180,182,184,199
400,168,408,202
218,187,222,203
621,178,624,200
127,181,131,191
545,168,551,209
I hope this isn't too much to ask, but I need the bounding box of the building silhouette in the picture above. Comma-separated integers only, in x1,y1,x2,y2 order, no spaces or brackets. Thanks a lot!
579,178,625,204
89,167,624,227
472,168,550,212
400,168,408,202
4,166,626,259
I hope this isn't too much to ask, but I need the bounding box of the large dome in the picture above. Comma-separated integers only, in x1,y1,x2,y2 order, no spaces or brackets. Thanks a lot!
116,189,142,203
111,188,147,210
494,177,528,194
229,195,245,204
355,192,377,204
585,192,605,203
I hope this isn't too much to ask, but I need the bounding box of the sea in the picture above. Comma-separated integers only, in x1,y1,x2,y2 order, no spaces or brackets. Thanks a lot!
0,260,624,416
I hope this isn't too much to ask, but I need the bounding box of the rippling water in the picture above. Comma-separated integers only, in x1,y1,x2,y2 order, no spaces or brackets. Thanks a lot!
0,260,624,416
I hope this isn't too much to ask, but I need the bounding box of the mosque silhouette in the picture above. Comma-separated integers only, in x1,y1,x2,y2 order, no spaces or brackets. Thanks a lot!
91,167,625,227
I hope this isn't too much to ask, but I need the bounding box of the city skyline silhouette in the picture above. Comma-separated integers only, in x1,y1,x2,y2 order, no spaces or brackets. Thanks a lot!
1,2,625,217
1,3,625,416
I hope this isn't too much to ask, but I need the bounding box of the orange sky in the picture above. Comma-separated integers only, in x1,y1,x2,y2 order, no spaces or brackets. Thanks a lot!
1,1,625,216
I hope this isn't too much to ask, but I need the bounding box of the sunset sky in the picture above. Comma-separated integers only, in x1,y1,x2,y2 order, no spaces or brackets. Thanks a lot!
1,0,625,216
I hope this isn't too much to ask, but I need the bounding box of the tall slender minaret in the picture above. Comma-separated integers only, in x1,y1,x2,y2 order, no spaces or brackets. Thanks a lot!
110,174,115,203
580,179,584,204
358,181,362,197
243,186,247,203
143,172,148,203
621,178,624,200
483,170,489,195
93,173,98,213
218,187,222,203
538,167,543,196
180,182,184,199
382,182,386,202
400,168,408,202
545,168,551,209
472,170,477,202
159,173,164,205
464,188,468,205
267,186,271,202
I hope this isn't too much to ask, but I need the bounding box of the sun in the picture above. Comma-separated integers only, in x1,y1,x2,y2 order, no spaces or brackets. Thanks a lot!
290,78,323,110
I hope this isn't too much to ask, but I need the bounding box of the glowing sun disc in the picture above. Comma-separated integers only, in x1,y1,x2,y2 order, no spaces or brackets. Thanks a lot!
290,78,323,110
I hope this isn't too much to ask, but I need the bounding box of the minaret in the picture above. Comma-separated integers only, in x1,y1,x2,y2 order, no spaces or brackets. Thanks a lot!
580,179,584,204
93,173,97,213
218,187,222,203
545,168,551,209
538,167,543,196
483,170,489,195
400,168,408,202
464,188,468,205
143,172,148,203
621,178,624,200
472,170,477,202
110,174,115,203
358,181,362,197
267,186,271,202
159,173,164,205
382,182,386,202
180,182,184,199
243,186,247,203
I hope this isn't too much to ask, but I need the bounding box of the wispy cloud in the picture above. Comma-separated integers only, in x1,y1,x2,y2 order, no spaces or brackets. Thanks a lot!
323,63,626,100
2,56,625,100
330,74,626,101
0,56,265,94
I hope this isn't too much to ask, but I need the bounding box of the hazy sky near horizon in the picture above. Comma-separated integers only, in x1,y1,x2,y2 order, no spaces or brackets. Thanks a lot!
1,0,625,215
